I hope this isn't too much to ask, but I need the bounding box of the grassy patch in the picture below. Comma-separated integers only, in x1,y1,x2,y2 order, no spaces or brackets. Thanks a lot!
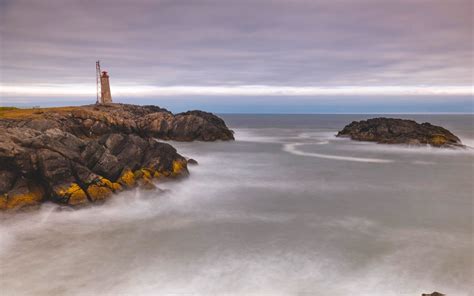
0,107,18,111
0,106,81,119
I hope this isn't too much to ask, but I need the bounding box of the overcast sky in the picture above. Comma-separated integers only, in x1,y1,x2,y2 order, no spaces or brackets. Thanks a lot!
0,0,472,112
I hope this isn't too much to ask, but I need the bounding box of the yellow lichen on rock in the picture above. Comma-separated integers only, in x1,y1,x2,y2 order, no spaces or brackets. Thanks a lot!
134,168,155,182
133,168,158,190
118,168,136,188
5,192,42,209
57,183,88,206
110,182,123,192
57,183,80,197
98,177,113,188
140,168,153,180
5,185,45,210
87,185,113,201
171,159,188,177
68,189,89,206
133,170,144,180
97,177,123,193
431,134,447,146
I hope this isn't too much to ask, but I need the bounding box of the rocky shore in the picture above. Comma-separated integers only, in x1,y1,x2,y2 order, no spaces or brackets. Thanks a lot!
337,117,463,148
0,104,234,210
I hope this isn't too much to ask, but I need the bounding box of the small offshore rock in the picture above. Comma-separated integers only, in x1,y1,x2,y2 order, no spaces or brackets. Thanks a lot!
337,117,463,148
422,292,445,296
187,158,198,165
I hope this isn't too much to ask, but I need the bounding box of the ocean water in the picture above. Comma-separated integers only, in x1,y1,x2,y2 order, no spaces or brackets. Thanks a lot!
0,114,473,296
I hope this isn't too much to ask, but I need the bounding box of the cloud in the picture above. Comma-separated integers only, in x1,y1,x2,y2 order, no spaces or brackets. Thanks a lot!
1,0,472,90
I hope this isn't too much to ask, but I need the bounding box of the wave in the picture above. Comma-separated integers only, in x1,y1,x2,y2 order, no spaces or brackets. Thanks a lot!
283,143,394,163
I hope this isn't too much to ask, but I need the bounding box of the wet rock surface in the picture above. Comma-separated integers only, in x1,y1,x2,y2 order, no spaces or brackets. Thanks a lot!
337,117,463,148
0,104,233,210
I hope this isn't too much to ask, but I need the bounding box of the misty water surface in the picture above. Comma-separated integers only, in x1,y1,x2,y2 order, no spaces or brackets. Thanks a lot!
0,115,473,295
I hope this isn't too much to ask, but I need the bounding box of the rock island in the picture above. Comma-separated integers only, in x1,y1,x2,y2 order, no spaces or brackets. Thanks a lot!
337,117,463,148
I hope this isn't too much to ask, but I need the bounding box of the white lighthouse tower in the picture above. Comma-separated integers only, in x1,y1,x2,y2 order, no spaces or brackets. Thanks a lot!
96,61,113,104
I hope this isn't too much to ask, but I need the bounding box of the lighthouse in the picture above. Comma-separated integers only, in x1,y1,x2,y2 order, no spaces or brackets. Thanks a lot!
100,71,112,104
96,61,113,104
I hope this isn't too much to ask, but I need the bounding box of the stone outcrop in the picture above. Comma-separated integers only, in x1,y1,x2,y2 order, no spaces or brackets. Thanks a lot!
0,103,234,141
0,104,234,210
337,117,463,148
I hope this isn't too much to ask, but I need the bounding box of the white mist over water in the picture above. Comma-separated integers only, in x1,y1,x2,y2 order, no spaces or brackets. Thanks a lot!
1,115,473,296
282,142,395,163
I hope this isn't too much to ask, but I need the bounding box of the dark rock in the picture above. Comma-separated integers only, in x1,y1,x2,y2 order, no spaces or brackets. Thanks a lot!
172,110,234,141
187,158,198,165
337,117,463,148
24,119,60,131
81,140,122,180
0,103,231,210
422,292,445,296
0,171,17,193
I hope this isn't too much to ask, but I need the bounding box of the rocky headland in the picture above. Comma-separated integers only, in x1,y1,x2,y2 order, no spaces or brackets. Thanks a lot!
0,104,234,210
337,117,463,148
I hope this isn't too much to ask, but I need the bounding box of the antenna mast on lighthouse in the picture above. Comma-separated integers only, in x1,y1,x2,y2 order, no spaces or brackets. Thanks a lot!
96,60,101,104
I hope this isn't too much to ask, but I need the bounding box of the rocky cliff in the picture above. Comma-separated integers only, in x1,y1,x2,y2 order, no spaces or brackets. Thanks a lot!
0,104,234,210
337,117,463,148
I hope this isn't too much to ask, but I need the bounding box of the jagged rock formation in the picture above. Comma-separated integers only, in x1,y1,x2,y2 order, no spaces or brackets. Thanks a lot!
422,292,445,296
337,118,463,148
0,104,234,210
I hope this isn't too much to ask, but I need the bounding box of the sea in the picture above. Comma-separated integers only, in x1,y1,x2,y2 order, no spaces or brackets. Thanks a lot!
1,114,473,296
